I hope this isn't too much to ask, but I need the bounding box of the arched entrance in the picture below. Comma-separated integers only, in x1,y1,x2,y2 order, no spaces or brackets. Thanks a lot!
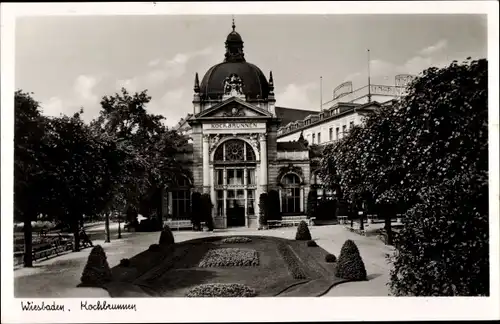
213,139,257,227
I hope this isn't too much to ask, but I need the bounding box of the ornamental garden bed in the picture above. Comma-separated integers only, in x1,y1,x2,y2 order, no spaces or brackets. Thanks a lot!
100,235,352,298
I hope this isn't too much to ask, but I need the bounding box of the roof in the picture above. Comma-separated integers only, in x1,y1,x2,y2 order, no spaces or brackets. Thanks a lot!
277,141,308,151
275,106,319,125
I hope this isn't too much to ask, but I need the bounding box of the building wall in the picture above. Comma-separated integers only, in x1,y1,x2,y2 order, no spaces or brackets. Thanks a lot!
277,111,364,145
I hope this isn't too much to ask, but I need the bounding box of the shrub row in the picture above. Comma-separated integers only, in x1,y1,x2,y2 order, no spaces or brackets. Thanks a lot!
220,237,252,244
186,283,257,297
198,248,259,267
277,242,307,280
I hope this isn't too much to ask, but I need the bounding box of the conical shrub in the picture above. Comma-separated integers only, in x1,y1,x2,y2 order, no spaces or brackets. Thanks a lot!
334,239,367,281
295,220,312,240
159,225,175,246
80,245,112,286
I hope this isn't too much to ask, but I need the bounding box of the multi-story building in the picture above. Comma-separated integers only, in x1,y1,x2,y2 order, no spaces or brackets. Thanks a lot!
164,22,412,228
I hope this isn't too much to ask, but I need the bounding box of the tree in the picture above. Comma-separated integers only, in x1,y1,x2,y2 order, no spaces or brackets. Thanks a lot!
191,192,202,230
200,193,214,231
267,190,281,221
14,90,50,267
306,190,317,219
90,88,189,232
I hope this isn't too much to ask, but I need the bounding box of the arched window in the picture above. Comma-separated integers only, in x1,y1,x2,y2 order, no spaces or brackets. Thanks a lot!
214,139,256,162
282,173,301,214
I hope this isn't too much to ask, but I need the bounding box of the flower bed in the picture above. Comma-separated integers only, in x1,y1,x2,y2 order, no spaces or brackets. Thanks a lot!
198,248,259,267
220,237,252,244
277,243,307,279
186,283,257,297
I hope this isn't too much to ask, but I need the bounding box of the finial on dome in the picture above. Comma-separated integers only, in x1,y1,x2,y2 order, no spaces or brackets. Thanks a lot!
232,16,235,31
269,71,274,94
194,72,200,93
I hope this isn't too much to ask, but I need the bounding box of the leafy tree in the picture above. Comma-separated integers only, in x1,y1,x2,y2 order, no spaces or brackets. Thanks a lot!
191,192,202,230
200,193,214,231
267,190,281,221
258,193,268,228
14,90,50,267
306,190,317,219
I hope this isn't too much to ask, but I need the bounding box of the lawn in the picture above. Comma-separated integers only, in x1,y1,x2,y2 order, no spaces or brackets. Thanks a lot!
102,235,350,297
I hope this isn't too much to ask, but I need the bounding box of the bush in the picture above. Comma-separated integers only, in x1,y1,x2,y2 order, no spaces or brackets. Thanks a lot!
221,237,252,244
307,240,318,247
200,193,214,231
80,245,112,286
267,190,281,221
186,283,257,297
159,225,175,246
307,190,318,218
198,248,259,267
295,221,312,240
277,242,307,280
325,254,336,263
335,240,367,281
258,193,268,227
148,244,161,252
191,192,202,230
389,172,489,296
119,258,131,267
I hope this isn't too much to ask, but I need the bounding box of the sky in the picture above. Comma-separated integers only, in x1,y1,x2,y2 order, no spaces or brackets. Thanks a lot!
15,14,487,126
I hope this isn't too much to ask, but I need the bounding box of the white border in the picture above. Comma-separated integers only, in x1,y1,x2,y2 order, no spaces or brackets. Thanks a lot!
1,2,499,323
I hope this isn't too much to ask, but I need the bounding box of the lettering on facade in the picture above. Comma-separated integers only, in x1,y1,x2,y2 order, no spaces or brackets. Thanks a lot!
210,122,259,129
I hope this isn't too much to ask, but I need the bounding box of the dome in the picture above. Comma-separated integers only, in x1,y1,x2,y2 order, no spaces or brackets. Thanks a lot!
200,62,270,100
197,19,270,101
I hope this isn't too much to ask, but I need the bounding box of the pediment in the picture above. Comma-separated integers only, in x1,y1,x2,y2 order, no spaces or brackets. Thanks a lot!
197,97,273,119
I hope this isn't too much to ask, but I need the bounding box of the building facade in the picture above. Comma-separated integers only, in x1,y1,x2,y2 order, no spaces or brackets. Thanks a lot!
164,22,409,229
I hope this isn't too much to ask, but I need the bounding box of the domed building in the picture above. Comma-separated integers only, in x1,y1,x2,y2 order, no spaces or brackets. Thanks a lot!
164,20,404,229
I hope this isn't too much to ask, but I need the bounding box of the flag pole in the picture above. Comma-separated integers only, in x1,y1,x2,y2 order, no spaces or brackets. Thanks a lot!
320,76,323,112
367,49,372,103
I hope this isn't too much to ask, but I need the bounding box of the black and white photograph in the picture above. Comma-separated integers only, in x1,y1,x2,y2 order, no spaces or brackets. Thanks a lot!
1,2,499,323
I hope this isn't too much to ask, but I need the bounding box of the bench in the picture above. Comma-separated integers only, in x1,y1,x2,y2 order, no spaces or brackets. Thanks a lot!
337,216,349,224
281,216,314,227
267,220,282,228
164,219,193,231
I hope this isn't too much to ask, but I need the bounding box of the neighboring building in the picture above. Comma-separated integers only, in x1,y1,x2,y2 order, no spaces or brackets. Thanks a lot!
162,21,411,229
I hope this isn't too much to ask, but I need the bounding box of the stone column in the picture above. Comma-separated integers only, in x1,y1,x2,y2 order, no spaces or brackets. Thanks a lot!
259,133,268,192
279,188,283,212
300,187,305,213
203,134,210,194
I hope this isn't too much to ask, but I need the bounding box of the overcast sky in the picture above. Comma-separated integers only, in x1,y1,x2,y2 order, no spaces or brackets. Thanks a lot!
15,14,487,126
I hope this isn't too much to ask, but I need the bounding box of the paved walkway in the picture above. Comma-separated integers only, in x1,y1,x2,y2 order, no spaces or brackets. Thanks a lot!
14,223,394,297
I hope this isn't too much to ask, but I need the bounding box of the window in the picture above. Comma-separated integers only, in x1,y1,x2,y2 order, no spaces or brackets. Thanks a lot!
247,190,255,215
281,174,301,214
342,125,347,134
214,140,256,162
227,169,244,185
336,127,340,139
216,169,224,185
312,134,316,144
350,121,354,129
329,128,333,141
216,190,224,216
247,169,256,185
172,190,190,219
317,132,321,143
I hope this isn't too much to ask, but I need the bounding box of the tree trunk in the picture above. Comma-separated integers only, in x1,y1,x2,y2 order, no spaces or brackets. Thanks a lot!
105,212,111,243
117,218,122,239
385,204,394,246
359,212,364,231
73,218,80,252
23,214,33,267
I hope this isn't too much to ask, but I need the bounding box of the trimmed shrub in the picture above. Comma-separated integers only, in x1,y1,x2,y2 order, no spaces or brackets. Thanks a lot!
335,240,367,281
277,242,307,279
159,225,175,246
307,240,318,247
325,253,337,263
307,190,318,218
295,221,312,241
198,248,259,267
186,283,257,297
221,237,252,244
191,192,202,230
148,244,161,252
80,245,112,286
201,193,214,231
119,258,131,267
267,190,281,221
258,193,268,227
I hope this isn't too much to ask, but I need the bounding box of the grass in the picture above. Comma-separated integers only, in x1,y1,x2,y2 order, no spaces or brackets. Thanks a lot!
103,235,348,297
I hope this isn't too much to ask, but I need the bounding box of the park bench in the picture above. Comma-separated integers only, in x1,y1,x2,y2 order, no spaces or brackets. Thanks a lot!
337,215,349,224
164,219,194,231
267,220,282,228
281,216,313,227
